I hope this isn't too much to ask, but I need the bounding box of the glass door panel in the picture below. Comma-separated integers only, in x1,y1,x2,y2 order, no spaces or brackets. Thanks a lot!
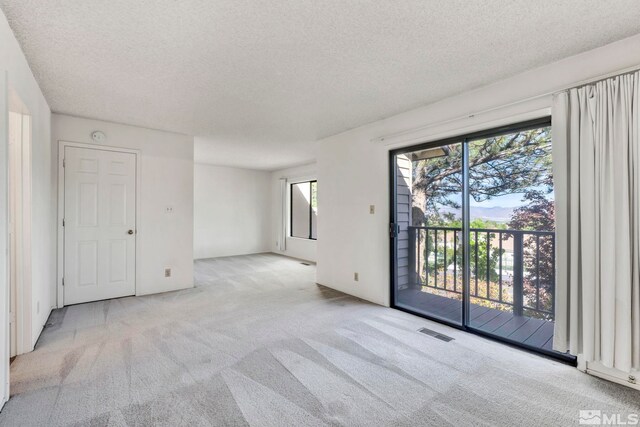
466,126,557,352
393,142,464,325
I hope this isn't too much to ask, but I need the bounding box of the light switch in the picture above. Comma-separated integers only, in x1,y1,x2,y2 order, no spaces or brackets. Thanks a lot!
369,205,375,214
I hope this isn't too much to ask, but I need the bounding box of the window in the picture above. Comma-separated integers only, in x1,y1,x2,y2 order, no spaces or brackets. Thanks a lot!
290,180,317,239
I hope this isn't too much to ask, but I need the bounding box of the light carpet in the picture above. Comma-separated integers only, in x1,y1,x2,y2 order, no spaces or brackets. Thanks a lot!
0,254,638,426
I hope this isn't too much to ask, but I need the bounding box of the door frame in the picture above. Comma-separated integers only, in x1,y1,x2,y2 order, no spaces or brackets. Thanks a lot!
388,117,576,364
8,109,32,357
56,141,141,308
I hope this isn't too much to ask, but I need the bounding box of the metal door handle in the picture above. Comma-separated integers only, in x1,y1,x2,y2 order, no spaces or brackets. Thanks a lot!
128,230,134,235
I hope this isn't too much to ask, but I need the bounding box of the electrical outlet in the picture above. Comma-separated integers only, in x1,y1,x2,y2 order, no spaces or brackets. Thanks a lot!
165,206,174,214
354,272,359,281
369,205,375,214
165,268,171,278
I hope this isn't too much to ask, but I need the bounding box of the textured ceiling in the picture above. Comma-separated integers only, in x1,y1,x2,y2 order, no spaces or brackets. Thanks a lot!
2,1,640,170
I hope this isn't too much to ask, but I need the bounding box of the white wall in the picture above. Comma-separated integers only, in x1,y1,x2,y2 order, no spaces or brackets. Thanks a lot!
52,114,194,297
194,164,271,259
0,69,7,409
0,9,53,407
316,33,640,307
270,162,317,262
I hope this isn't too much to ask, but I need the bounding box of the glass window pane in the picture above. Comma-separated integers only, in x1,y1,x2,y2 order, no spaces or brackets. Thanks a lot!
311,182,317,239
394,143,464,326
291,182,311,238
467,125,556,353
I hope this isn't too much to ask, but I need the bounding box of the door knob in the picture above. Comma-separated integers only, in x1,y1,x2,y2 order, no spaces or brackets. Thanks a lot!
128,229,134,235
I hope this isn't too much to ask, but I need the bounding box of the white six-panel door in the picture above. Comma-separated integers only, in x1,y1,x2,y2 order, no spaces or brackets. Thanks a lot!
64,146,136,305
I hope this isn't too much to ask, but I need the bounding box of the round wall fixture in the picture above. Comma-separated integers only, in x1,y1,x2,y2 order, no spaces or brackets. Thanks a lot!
91,131,106,143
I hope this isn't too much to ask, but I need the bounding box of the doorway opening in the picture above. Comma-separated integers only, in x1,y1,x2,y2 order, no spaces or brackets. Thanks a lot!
390,117,573,362
8,93,32,359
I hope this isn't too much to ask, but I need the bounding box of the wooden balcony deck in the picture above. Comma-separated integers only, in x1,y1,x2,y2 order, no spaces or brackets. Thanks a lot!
396,288,555,352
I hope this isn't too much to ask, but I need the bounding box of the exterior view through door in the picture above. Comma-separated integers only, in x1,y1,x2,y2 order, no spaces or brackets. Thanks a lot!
391,118,572,360
63,146,137,305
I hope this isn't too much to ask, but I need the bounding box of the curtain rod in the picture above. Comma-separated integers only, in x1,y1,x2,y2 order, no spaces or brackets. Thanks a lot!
373,64,640,145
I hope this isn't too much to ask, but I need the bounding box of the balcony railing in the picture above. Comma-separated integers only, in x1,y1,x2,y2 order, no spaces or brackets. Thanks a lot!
407,226,555,320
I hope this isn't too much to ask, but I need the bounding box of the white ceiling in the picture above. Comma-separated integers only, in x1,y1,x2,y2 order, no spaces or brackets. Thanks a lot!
2,1,640,170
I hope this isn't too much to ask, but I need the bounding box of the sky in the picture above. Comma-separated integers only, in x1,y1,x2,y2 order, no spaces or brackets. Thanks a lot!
443,187,554,209
437,186,554,223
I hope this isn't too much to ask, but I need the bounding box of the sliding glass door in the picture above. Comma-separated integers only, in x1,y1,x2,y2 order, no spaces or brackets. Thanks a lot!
392,142,464,325
391,118,569,359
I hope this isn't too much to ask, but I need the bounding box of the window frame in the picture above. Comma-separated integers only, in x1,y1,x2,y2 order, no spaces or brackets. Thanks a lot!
289,180,317,240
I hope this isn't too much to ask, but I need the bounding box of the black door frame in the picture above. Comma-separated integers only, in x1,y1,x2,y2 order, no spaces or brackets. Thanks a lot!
389,116,576,364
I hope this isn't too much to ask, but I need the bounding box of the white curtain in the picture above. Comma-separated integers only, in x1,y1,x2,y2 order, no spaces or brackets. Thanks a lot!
552,71,640,373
